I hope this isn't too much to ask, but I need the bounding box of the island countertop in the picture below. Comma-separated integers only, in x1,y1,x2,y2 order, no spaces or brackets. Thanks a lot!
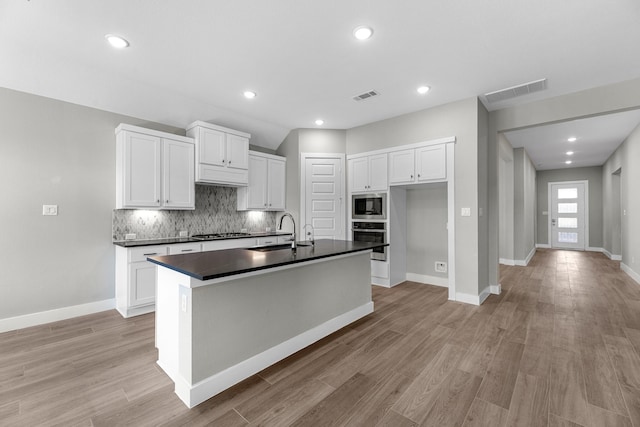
147,239,388,281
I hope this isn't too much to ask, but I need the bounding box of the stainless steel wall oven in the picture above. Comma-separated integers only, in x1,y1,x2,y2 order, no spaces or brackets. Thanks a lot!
352,221,387,261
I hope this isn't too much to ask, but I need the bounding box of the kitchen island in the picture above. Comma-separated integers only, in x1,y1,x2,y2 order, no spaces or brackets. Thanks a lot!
147,239,386,408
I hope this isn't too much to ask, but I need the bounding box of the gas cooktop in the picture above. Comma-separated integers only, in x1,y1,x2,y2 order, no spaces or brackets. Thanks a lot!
191,232,252,240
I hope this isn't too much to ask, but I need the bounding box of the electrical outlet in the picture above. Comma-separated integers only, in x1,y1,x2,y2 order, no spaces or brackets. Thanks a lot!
461,208,471,217
179,230,188,237
42,205,58,216
435,261,447,273
125,233,137,240
241,228,248,233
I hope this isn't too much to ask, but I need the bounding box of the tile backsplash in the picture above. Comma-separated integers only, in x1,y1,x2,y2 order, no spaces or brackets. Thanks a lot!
112,185,278,240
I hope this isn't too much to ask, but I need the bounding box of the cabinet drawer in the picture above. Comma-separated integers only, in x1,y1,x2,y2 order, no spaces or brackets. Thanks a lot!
256,236,279,246
129,245,168,263
168,243,202,255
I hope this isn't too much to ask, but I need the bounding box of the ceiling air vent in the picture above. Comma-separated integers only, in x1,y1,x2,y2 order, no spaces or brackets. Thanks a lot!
484,78,547,103
353,90,380,102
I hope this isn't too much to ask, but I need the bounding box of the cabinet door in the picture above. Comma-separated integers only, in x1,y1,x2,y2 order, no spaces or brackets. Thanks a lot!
226,134,249,170
199,128,226,166
247,155,268,209
129,262,156,307
123,131,162,208
267,158,286,210
388,149,416,184
349,157,369,192
368,154,388,191
163,139,195,209
416,144,446,182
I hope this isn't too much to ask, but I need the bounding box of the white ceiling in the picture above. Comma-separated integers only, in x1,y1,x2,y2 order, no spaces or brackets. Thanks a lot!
503,109,640,170
2,1,640,151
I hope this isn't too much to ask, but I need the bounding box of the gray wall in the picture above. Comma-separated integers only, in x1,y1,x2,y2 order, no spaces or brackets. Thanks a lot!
603,122,640,273
536,166,603,248
347,97,484,296
498,135,515,262
406,184,448,279
0,87,182,319
477,100,490,290
513,148,537,261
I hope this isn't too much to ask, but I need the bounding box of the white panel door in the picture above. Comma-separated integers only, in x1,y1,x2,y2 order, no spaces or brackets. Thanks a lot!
304,157,343,240
551,182,586,250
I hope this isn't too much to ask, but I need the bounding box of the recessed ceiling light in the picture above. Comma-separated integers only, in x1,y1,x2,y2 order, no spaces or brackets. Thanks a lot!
565,160,573,165
566,151,574,155
243,91,257,99
353,26,373,40
417,86,430,95
315,119,324,126
105,34,129,49
567,137,577,142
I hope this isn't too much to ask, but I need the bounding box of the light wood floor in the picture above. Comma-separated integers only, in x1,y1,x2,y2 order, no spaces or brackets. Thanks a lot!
2,249,640,426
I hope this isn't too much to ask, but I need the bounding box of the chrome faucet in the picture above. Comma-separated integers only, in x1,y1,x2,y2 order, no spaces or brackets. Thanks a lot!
278,212,296,250
303,223,315,246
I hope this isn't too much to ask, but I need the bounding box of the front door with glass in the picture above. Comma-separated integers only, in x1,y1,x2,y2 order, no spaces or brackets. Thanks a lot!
550,182,587,250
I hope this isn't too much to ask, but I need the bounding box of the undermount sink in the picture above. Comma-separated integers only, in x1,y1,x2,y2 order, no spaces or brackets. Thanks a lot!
247,242,313,252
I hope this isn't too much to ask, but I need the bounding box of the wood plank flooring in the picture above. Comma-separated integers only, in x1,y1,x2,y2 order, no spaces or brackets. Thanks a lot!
2,249,640,426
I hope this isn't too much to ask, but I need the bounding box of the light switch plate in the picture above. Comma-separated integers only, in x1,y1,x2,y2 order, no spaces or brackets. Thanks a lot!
42,205,58,216
461,207,471,217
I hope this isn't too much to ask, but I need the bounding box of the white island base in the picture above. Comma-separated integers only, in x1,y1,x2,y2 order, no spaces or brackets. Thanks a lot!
155,251,373,408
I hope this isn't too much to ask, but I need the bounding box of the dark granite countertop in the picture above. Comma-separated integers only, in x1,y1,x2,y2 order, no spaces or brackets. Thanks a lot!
147,239,388,281
113,231,292,248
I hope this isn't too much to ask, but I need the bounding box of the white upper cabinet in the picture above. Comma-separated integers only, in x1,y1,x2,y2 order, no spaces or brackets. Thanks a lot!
163,138,195,209
187,121,250,186
116,124,195,210
349,153,388,192
237,151,286,211
389,144,446,185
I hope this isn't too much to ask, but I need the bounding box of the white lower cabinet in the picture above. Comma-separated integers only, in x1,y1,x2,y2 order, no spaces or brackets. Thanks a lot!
116,245,169,318
116,236,293,318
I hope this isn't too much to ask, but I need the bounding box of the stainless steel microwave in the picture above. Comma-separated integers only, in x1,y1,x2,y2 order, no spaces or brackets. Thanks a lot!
352,193,386,220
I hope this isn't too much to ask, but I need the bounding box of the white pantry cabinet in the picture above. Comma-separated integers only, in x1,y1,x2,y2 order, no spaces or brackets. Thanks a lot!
349,153,388,192
186,121,250,186
389,144,446,185
116,124,195,210
237,151,286,211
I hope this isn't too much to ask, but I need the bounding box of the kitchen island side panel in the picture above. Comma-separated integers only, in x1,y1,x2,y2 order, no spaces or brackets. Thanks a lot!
188,251,371,384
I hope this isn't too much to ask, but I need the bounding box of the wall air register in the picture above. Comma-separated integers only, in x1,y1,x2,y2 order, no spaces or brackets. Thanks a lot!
484,78,547,103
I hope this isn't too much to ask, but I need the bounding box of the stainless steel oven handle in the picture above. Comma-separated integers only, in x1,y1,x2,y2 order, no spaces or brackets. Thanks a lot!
353,229,386,233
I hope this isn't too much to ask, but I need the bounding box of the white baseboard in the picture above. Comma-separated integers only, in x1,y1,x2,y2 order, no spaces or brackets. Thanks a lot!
456,288,488,306
0,299,116,333
176,301,374,408
622,263,640,285
499,258,516,266
602,248,623,261
405,273,448,288
514,247,536,267
490,284,502,295
587,246,603,253
536,244,551,249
